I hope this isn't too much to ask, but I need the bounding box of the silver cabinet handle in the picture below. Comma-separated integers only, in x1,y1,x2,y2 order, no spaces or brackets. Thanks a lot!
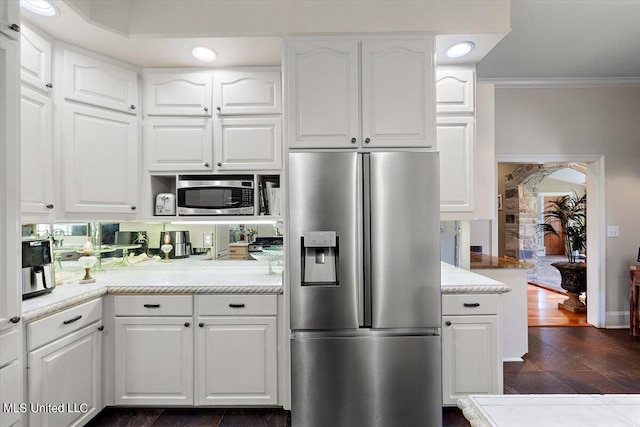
9,23,20,32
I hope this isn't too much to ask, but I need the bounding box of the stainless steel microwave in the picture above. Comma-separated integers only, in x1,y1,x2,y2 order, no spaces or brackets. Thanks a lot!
177,175,254,216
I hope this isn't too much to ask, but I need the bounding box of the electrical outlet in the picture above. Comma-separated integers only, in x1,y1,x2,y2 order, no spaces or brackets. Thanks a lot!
607,226,619,238
203,233,213,246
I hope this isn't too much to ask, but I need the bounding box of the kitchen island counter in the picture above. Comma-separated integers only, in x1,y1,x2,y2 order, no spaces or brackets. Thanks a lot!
441,263,512,294
21,259,283,321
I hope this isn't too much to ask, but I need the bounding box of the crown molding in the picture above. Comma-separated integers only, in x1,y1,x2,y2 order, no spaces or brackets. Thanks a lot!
477,77,640,88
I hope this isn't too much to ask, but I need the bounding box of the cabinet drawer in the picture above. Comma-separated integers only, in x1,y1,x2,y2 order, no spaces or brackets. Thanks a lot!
0,328,20,367
28,298,102,351
196,295,277,316
442,294,499,316
229,245,249,255
114,295,193,316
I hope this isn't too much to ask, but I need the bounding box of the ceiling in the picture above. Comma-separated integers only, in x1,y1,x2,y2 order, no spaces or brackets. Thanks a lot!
477,0,640,82
21,0,640,81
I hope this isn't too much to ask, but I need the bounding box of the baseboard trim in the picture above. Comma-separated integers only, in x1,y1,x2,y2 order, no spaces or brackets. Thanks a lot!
605,311,629,329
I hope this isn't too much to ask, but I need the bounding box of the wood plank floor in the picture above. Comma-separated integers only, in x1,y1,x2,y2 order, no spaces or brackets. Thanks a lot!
528,284,589,327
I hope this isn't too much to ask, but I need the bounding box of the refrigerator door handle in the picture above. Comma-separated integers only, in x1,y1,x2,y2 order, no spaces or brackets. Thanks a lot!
361,153,372,328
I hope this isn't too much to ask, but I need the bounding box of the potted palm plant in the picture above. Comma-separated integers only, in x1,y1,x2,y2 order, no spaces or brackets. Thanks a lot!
537,192,587,312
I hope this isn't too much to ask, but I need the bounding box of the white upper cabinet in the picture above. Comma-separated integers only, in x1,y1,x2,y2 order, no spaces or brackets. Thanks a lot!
145,71,212,116
64,49,139,114
286,39,359,148
436,68,475,113
62,103,139,215
438,116,475,212
145,118,213,172
361,39,435,148
286,37,435,149
214,70,281,115
20,26,52,93
214,117,282,171
21,86,55,218
0,0,20,40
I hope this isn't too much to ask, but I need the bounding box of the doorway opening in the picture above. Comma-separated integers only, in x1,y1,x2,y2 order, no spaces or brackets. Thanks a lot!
494,155,605,328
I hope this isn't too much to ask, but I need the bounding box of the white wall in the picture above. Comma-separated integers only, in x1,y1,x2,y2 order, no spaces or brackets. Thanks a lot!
494,87,640,326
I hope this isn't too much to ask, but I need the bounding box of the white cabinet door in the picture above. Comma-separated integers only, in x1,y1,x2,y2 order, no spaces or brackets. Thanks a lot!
21,86,55,218
28,323,103,427
436,68,475,114
145,118,213,172
62,104,139,215
361,38,435,148
438,116,475,212
0,0,20,40
20,26,52,93
0,359,22,427
0,35,21,332
196,317,277,405
214,70,281,115
114,317,194,405
286,39,359,148
214,117,282,171
145,72,212,116
442,315,501,405
63,50,139,114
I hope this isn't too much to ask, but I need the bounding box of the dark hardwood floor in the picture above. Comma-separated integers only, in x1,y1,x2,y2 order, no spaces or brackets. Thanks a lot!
87,327,640,426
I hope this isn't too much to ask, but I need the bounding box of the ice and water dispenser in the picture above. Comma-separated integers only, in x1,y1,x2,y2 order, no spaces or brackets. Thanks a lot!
301,231,339,286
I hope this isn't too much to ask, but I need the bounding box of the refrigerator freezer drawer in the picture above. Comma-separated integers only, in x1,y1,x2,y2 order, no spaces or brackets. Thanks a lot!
291,334,442,427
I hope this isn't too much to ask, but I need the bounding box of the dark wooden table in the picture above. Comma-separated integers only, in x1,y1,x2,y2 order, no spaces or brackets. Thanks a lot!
629,266,640,335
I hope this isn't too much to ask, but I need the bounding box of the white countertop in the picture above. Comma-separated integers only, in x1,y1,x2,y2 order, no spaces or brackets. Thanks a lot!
458,395,640,427
21,258,508,321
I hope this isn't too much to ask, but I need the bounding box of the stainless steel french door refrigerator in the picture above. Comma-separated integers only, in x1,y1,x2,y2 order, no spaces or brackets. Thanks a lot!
288,151,442,427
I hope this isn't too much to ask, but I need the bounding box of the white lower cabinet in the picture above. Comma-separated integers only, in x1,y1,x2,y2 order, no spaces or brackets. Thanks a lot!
0,326,22,427
28,322,103,427
114,317,194,405
196,316,277,405
441,294,502,406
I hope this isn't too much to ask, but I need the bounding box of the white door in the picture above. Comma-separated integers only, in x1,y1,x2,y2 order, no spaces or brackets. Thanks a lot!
0,359,22,427
196,317,277,405
214,70,281,115
0,35,21,331
0,0,20,40
286,39,359,148
21,86,55,218
214,117,282,171
114,317,194,405
436,68,475,114
145,72,212,116
442,315,500,405
438,116,475,212
62,104,139,215
361,38,435,148
145,118,213,172
28,323,102,427
20,26,52,93
63,50,139,114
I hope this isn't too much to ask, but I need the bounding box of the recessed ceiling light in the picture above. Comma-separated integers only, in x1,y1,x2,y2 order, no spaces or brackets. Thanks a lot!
20,0,58,17
446,41,475,59
191,47,217,63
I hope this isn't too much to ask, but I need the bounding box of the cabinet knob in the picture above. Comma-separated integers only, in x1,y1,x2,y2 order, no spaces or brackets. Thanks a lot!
445,321,452,326
204,162,210,167
9,316,20,324
217,162,222,167
184,322,190,327
130,105,136,110
46,204,54,209
216,106,221,112
204,107,209,113
98,326,104,331
351,138,357,143
199,322,204,327
130,206,137,211
9,23,20,32
45,83,53,89
364,138,371,144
